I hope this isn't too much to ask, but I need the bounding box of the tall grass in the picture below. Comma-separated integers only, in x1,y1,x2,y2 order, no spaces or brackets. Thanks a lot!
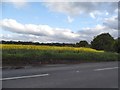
1,44,119,66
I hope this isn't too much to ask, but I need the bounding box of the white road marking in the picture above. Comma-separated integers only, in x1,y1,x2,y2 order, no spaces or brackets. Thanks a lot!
0,74,49,81
94,67,118,71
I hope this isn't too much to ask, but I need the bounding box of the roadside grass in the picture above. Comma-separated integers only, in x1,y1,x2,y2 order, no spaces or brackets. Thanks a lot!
1,44,119,66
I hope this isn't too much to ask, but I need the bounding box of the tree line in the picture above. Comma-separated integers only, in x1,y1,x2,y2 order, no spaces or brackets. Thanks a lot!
1,33,120,53
1,41,75,47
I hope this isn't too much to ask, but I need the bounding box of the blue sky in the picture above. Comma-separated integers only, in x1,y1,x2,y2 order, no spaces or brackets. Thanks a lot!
2,2,101,30
0,1,118,43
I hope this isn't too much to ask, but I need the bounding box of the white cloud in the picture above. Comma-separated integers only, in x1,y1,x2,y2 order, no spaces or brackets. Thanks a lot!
67,16,74,23
7,0,27,8
82,15,118,40
90,11,109,19
44,2,117,17
44,2,81,16
90,13,96,19
77,24,118,42
43,2,118,25
0,32,80,43
0,17,118,43
105,12,109,15
103,15,118,29
0,19,80,43
114,8,118,13
43,0,119,2
3,0,119,2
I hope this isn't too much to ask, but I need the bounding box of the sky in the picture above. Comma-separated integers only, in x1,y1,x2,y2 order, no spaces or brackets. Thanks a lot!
0,0,119,43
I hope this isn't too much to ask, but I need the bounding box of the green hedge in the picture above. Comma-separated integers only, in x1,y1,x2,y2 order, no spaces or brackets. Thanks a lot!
2,49,119,66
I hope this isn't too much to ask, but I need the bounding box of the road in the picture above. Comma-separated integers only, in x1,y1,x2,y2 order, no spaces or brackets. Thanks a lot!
2,61,119,88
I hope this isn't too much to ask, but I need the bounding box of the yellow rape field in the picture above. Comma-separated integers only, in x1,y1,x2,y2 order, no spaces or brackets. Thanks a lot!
2,44,118,66
1,44,104,53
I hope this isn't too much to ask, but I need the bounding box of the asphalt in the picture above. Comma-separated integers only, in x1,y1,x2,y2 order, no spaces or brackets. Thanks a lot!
2,61,119,88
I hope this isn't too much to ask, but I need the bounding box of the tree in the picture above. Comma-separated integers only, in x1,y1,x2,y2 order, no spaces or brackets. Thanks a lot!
114,37,120,53
91,33,115,51
76,40,89,47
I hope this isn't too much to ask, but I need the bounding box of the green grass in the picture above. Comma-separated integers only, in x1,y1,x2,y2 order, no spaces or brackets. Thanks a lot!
1,44,119,66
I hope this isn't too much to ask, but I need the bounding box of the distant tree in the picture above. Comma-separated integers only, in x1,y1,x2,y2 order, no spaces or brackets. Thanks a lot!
1,40,75,47
76,40,89,47
114,37,120,53
91,33,115,51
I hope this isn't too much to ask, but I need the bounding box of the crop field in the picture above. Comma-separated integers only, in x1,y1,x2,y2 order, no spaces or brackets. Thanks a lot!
1,44,119,66
2,44,104,52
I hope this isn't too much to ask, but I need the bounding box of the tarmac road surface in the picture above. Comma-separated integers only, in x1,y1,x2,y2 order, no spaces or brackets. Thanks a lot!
2,61,119,88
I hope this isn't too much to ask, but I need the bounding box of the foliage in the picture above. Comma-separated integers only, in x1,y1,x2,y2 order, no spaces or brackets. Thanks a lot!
76,40,89,47
114,37,120,53
1,40,75,47
91,33,115,51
